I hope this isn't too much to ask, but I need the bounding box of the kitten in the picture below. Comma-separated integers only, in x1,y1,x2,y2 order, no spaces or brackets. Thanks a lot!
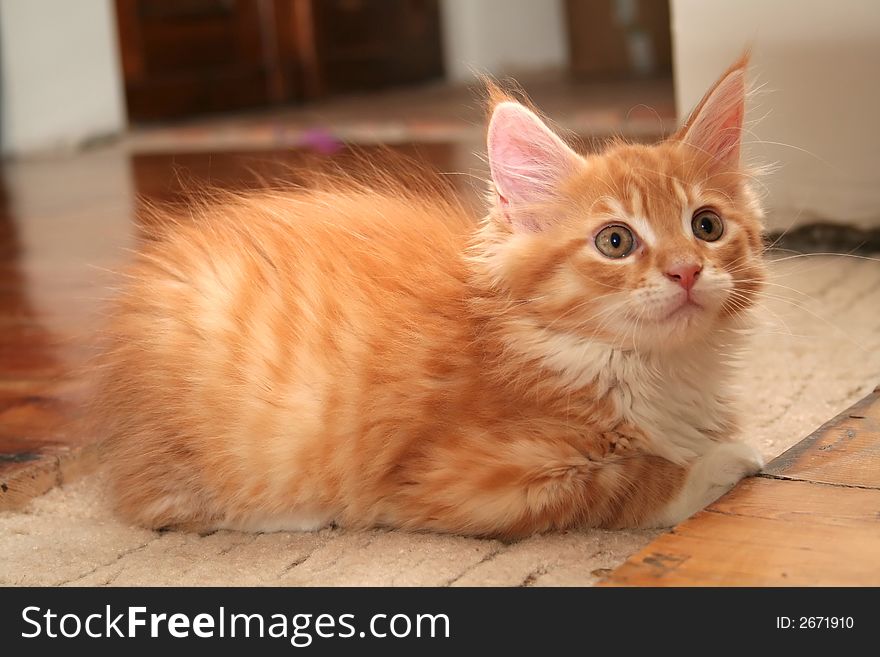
94,55,765,539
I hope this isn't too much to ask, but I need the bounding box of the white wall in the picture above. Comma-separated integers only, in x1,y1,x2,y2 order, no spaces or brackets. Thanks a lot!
0,0,126,155
440,0,568,82
672,0,880,229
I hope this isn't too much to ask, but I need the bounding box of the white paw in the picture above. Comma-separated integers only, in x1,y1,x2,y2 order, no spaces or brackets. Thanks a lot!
651,442,763,527
701,441,764,493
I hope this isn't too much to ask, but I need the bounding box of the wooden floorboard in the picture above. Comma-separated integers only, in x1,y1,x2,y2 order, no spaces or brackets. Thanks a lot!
602,387,880,586
762,387,880,489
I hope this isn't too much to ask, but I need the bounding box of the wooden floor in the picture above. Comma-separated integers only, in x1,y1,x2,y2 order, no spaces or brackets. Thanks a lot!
602,387,880,586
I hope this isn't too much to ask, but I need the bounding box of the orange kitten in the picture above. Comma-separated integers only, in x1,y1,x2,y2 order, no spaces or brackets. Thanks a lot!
94,55,766,539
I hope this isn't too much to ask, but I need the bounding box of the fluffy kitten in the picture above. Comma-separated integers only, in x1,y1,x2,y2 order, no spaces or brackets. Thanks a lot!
94,55,766,539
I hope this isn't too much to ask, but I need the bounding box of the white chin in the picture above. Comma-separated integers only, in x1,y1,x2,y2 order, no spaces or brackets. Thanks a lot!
645,304,714,344
664,303,703,322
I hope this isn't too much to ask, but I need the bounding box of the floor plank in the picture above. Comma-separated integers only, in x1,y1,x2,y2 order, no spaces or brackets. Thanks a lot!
603,478,880,586
763,386,880,489
602,388,880,586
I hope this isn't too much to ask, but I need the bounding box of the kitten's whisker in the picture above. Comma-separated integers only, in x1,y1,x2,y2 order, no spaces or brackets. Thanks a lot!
725,291,797,337
766,252,880,265
744,293,870,352
732,279,823,301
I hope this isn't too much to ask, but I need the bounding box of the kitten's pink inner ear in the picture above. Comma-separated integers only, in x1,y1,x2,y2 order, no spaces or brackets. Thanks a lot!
681,69,746,168
487,102,581,226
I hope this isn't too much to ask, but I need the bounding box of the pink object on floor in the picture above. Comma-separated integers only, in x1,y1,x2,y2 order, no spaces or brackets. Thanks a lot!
299,128,344,154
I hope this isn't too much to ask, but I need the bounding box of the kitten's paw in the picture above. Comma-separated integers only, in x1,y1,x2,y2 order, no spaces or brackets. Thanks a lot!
702,441,764,491
650,441,763,527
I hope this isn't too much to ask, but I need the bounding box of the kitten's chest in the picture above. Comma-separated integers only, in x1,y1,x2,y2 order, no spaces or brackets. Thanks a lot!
610,353,735,464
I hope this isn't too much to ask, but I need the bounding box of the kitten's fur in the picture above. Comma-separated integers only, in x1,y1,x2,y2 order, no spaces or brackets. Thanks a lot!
94,56,766,538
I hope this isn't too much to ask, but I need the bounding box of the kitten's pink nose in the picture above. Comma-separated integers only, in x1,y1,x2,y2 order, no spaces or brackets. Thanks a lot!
665,263,702,291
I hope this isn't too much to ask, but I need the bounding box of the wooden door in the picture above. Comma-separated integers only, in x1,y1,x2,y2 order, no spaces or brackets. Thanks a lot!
116,0,290,121
292,0,445,98
115,0,445,122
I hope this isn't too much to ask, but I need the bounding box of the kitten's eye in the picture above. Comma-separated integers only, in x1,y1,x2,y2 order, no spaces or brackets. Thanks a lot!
595,225,635,258
692,209,724,242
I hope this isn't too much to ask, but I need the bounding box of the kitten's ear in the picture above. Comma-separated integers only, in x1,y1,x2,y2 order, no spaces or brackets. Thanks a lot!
487,101,583,231
675,53,748,169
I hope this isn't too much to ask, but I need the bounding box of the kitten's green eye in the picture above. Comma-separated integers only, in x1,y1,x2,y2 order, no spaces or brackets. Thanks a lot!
595,225,635,258
692,209,724,242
